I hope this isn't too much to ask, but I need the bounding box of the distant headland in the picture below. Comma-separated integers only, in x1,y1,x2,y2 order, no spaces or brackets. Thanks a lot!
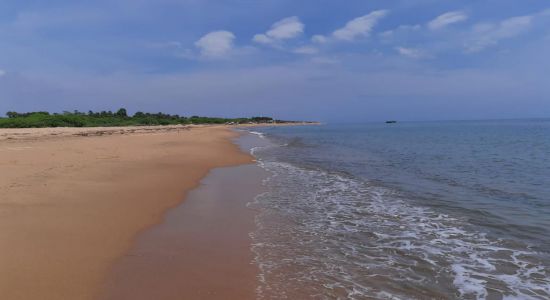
0,108,314,128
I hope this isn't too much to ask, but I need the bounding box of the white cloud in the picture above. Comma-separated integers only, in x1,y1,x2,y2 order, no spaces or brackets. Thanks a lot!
311,34,328,44
266,16,304,39
466,15,533,52
253,34,272,44
379,24,421,41
253,16,304,45
333,10,388,41
195,31,235,58
0,70,6,77
293,46,318,55
428,11,468,30
175,48,196,60
396,47,427,59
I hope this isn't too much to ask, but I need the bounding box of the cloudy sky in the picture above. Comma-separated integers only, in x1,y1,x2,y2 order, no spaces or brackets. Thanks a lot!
1,0,549,121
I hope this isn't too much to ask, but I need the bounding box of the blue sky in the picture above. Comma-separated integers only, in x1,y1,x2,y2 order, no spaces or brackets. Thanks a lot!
0,0,549,121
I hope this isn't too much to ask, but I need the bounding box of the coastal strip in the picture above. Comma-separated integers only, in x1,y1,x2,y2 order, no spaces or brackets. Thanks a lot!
101,164,268,300
0,125,252,300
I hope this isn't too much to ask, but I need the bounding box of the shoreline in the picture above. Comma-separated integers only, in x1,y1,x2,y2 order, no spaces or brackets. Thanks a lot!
0,125,255,299
101,163,268,299
0,122,320,142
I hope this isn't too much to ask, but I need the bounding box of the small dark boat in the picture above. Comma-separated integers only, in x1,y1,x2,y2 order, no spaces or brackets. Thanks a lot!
385,120,397,124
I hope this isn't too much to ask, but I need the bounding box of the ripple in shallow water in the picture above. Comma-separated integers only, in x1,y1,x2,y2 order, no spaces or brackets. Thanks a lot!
250,160,550,300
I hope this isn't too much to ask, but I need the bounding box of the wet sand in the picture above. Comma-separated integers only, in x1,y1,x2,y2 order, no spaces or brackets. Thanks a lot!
101,164,268,300
0,125,252,300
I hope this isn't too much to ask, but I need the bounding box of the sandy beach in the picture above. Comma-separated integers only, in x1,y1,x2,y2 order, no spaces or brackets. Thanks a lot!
102,164,267,300
0,125,254,299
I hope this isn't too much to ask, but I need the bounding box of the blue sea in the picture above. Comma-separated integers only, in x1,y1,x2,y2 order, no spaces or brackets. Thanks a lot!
245,120,550,299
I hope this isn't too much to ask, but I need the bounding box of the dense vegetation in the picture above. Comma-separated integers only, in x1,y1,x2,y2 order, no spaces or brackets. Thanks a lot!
0,109,277,128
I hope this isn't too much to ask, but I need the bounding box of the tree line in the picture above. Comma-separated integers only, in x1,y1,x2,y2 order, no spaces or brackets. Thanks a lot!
0,109,277,128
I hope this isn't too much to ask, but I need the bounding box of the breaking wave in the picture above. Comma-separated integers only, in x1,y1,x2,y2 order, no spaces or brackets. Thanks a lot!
249,159,550,299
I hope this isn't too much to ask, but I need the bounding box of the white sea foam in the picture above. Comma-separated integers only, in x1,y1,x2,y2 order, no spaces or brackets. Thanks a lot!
248,131,266,139
249,146,263,155
248,159,550,300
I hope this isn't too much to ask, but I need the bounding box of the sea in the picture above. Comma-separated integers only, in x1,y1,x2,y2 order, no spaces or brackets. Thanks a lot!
243,119,550,300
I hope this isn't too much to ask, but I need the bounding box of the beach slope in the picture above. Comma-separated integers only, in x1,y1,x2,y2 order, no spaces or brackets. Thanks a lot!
0,125,251,300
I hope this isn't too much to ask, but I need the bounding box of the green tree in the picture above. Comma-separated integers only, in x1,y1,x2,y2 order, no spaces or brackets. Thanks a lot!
115,108,128,118
6,111,19,118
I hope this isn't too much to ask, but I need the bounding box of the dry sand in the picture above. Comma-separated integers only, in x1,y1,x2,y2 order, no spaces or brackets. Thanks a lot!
0,125,253,300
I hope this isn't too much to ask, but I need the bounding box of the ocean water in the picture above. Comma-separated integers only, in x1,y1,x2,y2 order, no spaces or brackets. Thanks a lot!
244,120,550,300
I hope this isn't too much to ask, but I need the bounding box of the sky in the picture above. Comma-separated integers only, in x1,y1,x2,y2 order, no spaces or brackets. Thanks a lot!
0,0,549,122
